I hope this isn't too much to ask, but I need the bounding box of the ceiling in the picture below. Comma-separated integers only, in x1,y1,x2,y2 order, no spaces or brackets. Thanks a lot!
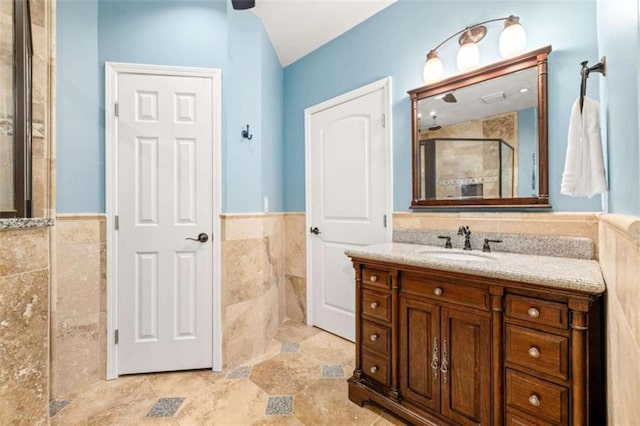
250,0,398,66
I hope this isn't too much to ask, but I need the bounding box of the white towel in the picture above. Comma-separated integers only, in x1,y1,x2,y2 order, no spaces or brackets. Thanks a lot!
561,96,607,198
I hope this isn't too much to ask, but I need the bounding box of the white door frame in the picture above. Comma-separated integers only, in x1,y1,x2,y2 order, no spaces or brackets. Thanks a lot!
304,77,393,327
105,62,223,379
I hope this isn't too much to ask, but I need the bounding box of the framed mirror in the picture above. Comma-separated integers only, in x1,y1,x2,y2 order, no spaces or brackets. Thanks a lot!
409,46,551,209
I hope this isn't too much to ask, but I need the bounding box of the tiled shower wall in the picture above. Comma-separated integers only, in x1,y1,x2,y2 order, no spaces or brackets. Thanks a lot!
598,214,640,424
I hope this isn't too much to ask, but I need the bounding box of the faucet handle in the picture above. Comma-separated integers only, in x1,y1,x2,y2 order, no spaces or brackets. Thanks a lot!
457,225,470,236
482,239,503,253
438,236,452,249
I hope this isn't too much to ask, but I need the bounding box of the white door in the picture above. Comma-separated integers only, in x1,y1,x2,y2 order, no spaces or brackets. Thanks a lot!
307,80,392,341
116,72,214,374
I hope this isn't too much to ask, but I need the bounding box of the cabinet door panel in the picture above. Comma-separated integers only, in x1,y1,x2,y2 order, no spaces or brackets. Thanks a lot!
441,308,491,426
399,296,440,412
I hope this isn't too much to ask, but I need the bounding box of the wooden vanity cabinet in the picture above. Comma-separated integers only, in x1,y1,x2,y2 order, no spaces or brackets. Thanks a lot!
348,259,605,426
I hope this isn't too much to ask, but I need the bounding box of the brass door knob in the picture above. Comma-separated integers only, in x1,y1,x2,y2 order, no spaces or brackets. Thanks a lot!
434,287,443,296
370,302,378,309
528,347,540,358
370,366,378,374
370,275,378,282
528,394,541,407
370,334,379,342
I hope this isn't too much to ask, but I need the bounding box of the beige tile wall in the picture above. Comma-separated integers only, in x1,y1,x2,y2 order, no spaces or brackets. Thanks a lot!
0,228,50,425
221,214,286,368
284,213,306,323
51,215,106,398
598,214,640,424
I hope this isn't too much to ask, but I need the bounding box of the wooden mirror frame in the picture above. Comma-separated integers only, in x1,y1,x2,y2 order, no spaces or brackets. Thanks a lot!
408,45,552,209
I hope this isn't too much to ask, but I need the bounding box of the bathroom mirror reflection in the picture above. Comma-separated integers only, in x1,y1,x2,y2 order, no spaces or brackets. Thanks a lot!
409,46,551,209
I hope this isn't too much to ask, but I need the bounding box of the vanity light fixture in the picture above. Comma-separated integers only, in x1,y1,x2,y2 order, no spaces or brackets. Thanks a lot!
423,15,527,84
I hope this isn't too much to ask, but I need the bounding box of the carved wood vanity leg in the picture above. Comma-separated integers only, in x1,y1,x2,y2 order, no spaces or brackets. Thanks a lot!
353,262,363,380
389,269,400,402
489,286,504,426
569,298,590,426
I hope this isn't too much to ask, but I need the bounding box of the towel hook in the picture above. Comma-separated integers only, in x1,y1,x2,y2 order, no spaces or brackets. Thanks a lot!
580,56,606,113
241,124,253,140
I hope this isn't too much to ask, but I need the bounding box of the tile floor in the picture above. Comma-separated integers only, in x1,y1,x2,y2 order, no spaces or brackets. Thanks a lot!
49,320,408,425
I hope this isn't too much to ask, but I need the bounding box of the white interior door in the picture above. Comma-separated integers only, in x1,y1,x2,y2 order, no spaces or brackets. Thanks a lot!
116,72,214,375
307,80,392,341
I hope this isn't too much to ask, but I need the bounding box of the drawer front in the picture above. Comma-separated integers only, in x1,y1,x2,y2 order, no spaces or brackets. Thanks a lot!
505,295,568,330
506,369,569,425
506,325,569,380
363,268,390,289
363,289,391,323
402,276,489,310
362,320,390,356
506,410,554,426
362,350,390,387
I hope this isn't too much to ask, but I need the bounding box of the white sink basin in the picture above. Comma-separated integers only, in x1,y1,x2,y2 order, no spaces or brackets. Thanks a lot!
418,250,492,262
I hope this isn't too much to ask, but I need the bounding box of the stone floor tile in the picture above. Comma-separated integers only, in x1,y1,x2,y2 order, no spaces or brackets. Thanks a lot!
281,342,300,353
321,364,344,378
265,395,294,415
226,365,252,379
49,400,71,417
273,320,322,343
146,398,184,417
250,353,320,395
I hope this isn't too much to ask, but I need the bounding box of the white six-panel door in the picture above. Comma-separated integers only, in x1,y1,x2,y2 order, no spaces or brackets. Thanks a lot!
116,71,214,374
307,79,392,341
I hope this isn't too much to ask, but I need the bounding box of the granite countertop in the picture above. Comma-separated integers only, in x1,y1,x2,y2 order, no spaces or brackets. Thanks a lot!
0,217,55,230
346,243,605,294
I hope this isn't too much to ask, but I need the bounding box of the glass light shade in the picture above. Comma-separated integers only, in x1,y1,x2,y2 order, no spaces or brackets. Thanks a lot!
456,42,480,71
499,22,526,58
423,54,444,84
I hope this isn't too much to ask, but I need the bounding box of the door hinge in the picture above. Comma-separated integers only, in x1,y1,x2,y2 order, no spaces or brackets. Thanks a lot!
382,113,386,128
114,102,119,117
383,214,387,228
114,329,119,344
114,215,119,230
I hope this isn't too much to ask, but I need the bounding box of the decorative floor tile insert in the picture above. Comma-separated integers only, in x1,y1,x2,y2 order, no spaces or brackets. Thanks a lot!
265,395,294,415
49,400,71,417
321,364,344,378
146,397,185,417
226,365,252,379
281,342,300,353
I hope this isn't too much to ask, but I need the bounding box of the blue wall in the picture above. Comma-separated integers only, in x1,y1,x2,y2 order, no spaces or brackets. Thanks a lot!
283,0,602,212
56,0,100,213
517,108,537,198
597,0,640,216
56,0,284,213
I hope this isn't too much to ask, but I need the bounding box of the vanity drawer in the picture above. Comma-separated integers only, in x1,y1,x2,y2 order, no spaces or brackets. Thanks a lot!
506,369,569,425
506,410,555,426
362,320,390,356
362,289,391,323
362,350,390,387
506,325,569,380
402,276,489,310
363,268,390,289
506,295,568,330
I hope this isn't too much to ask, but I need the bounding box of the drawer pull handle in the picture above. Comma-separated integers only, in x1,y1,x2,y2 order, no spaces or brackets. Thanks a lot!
370,366,378,374
528,307,540,318
440,339,448,384
431,337,439,381
434,287,443,296
370,275,378,282
370,334,379,342
528,394,541,407
370,302,378,309
528,347,540,358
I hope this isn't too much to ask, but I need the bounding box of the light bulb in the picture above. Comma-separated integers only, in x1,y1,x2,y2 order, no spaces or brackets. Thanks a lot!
457,42,480,71
499,16,526,58
423,50,444,84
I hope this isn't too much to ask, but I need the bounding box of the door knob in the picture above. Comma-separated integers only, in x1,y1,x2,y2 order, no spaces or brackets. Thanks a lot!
310,227,321,235
186,233,209,243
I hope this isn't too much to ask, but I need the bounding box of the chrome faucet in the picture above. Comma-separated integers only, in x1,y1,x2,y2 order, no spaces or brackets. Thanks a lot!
457,226,472,250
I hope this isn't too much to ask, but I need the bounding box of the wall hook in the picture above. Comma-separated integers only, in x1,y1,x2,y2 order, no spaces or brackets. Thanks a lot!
241,124,253,140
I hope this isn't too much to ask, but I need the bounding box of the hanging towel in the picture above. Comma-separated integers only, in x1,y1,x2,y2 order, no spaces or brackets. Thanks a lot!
561,96,607,198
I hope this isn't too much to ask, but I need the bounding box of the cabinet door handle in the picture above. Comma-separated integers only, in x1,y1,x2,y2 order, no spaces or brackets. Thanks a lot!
370,366,378,374
529,394,541,407
430,337,439,381
370,334,379,342
440,339,448,384
370,275,378,282
528,307,540,318
434,287,443,296
370,302,378,309
528,346,540,358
